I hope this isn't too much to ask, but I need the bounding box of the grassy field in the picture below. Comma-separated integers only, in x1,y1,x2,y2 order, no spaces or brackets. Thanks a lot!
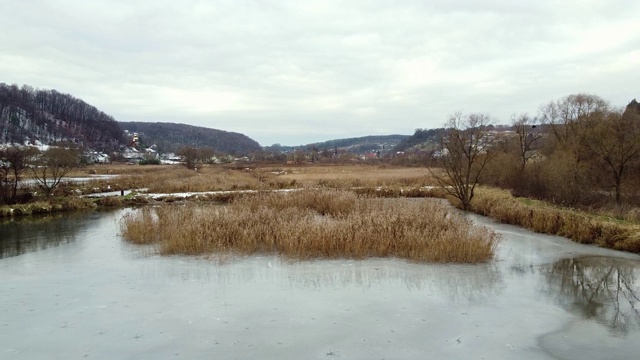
76,163,438,193
120,189,498,263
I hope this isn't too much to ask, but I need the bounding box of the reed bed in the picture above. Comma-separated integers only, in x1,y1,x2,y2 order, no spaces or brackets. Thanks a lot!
353,186,447,199
145,166,267,193
470,187,640,253
593,204,640,223
77,165,270,194
76,164,440,196
119,207,159,244
273,165,436,188
120,190,498,263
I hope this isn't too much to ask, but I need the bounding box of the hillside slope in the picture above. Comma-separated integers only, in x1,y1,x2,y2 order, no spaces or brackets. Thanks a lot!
393,128,445,152
0,83,124,151
119,121,261,154
308,135,409,153
266,135,409,154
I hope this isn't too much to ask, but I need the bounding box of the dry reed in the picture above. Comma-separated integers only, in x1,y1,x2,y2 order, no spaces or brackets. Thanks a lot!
120,190,498,263
77,164,442,198
470,187,640,253
70,165,270,195
119,207,159,244
273,165,436,189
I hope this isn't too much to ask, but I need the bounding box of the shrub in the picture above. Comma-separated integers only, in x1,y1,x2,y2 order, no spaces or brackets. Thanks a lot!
139,158,161,165
95,196,124,207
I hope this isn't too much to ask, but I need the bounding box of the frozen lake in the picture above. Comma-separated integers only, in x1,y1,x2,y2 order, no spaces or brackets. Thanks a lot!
1,205,639,359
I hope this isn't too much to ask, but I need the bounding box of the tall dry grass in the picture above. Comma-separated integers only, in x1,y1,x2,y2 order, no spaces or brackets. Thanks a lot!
594,203,640,223
78,165,271,194
272,165,436,189
120,190,498,263
470,187,640,253
119,207,159,244
77,164,443,201
144,166,266,193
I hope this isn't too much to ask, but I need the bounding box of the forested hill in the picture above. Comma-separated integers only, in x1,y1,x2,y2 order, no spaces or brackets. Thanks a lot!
393,128,446,152
307,135,409,153
119,121,262,154
0,83,124,151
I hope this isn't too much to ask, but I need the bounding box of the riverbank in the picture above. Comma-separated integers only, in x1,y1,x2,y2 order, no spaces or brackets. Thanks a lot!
3,185,639,256
0,198,97,217
0,195,153,218
467,187,640,254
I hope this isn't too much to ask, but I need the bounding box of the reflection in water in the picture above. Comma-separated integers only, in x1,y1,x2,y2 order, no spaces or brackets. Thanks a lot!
0,212,95,258
151,257,503,303
540,256,640,335
284,262,504,303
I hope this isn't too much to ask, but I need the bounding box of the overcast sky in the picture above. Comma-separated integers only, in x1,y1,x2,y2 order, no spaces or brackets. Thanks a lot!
1,1,639,146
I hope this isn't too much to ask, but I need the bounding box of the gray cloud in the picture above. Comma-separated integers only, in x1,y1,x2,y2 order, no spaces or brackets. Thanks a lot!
1,0,639,145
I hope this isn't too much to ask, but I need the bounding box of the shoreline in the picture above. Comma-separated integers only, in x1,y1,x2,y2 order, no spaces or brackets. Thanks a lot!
2,185,639,256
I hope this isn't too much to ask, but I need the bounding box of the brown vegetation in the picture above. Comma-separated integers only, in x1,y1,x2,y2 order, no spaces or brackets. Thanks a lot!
430,112,497,210
89,161,640,256
79,165,267,193
483,94,640,208
120,190,498,263
469,187,640,253
0,197,97,217
77,163,437,195
272,165,436,188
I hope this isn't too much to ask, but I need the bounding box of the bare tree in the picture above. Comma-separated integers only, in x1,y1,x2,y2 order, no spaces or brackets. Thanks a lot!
198,147,216,164
1,146,38,203
430,112,497,210
178,146,199,170
0,150,8,204
30,147,81,198
540,93,609,150
538,94,611,205
511,113,543,172
541,95,640,204
582,107,640,203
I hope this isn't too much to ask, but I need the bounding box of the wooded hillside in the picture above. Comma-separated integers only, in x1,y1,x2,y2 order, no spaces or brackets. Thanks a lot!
0,83,124,151
119,121,262,154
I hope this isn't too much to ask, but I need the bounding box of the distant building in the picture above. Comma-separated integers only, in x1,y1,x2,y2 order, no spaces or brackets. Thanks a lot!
83,151,110,164
122,147,143,162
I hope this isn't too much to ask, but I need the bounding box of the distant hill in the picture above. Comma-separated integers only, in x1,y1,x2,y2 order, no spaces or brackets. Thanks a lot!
266,135,409,154
394,125,540,153
308,135,409,153
119,121,261,155
0,83,124,151
393,128,446,152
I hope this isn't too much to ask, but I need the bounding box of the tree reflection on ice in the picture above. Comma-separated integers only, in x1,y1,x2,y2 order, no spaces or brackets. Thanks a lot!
153,257,504,304
287,262,503,301
0,213,92,258
540,256,640,335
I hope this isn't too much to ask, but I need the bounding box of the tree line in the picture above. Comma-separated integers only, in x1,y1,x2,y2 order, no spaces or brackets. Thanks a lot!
432,94,640,210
